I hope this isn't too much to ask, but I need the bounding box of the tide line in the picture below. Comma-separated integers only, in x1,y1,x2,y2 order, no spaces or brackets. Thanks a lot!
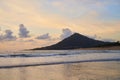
0,58,120,69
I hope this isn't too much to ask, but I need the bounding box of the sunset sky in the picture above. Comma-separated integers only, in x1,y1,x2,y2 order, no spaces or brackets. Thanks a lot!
0,0,120,51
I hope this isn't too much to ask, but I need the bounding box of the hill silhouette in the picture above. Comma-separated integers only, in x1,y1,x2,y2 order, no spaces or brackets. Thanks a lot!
31,33,119,50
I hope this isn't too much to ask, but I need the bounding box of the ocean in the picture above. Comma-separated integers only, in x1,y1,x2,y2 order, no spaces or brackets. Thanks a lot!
0,50,120,80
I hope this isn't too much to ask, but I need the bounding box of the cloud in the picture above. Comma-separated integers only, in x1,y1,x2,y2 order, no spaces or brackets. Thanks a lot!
88,34,115,42
88,34,101,40
36,33,50,40
60,28,73,39
102,38,115,42
0,29,16,41
19,24,30,38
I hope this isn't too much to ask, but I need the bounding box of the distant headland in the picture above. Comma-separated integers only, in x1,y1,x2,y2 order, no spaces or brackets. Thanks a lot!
31,33,120,50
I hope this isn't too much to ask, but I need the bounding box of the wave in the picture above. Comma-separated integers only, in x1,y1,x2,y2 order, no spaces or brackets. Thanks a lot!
0,53,76,58
0,58,120,69
0,50,120,69
0,50,120,58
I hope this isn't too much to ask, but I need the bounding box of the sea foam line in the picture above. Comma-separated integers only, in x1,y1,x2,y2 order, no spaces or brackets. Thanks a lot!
0,58,120,69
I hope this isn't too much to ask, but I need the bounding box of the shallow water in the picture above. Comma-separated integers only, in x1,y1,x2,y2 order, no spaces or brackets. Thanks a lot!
0,62,120,80
0,50,120,80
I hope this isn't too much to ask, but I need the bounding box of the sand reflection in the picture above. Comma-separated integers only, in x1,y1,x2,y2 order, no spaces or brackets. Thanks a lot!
0,61,120,80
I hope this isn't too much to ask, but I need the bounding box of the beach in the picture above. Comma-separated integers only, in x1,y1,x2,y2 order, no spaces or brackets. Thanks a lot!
1,0,120,80
0,61,120,80
0,50,120,80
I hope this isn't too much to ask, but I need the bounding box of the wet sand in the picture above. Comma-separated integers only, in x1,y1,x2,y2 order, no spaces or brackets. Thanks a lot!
0,61,120,80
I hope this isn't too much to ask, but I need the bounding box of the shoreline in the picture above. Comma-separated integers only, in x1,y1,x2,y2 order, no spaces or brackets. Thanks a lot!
77,46,120,50
0,58,120,69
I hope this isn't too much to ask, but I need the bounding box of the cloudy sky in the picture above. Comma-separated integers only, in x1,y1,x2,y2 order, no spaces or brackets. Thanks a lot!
0,0,120,51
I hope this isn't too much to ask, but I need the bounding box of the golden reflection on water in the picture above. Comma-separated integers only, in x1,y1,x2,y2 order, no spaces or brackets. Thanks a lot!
0,62,120,80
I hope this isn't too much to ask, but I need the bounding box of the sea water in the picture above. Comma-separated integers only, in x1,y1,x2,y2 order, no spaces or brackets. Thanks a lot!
0,50,120,80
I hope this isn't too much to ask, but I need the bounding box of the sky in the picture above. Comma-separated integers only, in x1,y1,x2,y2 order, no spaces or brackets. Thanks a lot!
0,0,120,52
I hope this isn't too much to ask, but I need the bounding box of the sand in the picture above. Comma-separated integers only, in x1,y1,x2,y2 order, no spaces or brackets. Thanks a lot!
0,61,120,80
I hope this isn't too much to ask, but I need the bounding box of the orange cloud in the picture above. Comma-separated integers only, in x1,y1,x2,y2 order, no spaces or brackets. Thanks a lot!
0,0,120,51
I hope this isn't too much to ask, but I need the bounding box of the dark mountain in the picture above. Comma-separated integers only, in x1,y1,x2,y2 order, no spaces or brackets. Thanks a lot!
32,33,115,50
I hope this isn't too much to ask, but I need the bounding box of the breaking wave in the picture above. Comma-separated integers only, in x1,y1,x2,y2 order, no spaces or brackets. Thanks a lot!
0,50,120,69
